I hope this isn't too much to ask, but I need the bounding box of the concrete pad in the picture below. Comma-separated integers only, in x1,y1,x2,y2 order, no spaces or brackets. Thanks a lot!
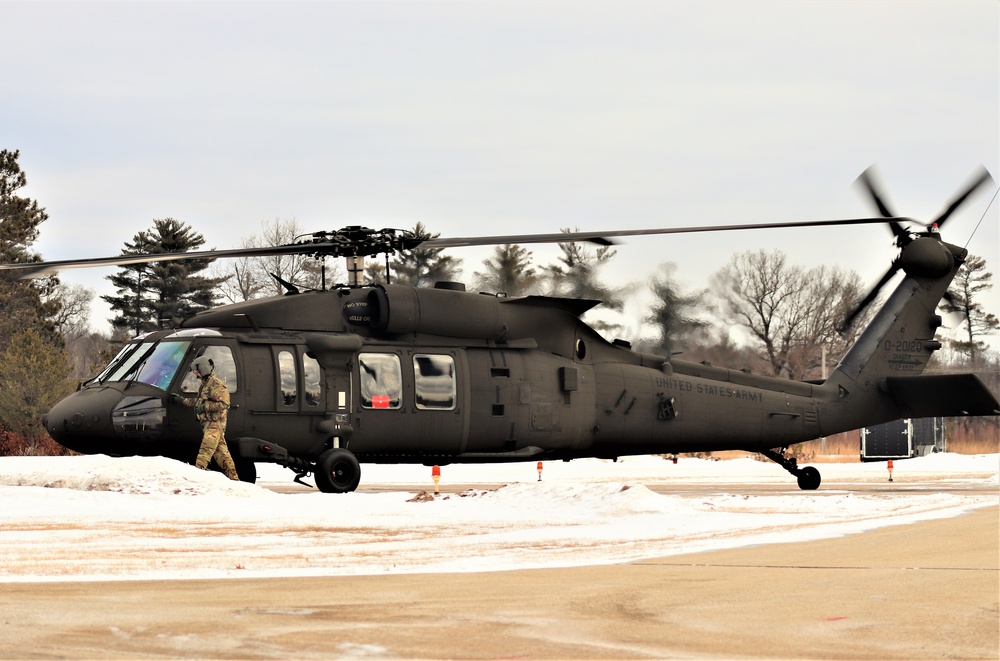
1,506,996,659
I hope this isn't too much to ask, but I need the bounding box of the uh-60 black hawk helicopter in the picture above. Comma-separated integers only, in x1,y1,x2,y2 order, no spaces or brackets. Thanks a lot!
4,168,998,493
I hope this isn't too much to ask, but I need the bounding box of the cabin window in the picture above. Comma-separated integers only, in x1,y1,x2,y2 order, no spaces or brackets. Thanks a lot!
179,346,238,394
303,354,321,407
278,350,297,406
413,354,456,410
359,353,402,409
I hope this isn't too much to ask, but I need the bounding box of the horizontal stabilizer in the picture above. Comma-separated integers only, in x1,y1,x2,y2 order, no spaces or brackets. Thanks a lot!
885,374,1000,417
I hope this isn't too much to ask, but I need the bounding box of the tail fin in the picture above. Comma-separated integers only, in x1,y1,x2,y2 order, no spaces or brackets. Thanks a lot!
828,237,999,420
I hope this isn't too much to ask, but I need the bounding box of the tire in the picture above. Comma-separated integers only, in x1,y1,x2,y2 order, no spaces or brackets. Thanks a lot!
233,456,257,484
315,448,362,493
796,466,821,491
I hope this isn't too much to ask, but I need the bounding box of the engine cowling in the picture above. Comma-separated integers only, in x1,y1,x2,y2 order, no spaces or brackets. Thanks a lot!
363,284,507,340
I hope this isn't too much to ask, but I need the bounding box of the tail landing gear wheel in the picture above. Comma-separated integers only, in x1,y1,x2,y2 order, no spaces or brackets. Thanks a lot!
759,448,822,491
796,466,821,491
315,448,361,493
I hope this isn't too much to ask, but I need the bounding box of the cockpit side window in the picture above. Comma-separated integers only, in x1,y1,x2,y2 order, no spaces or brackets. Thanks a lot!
359,353,402,409
179,346,239,394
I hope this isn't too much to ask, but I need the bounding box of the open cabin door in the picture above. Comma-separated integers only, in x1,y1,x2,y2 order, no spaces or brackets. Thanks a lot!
176,341,246,436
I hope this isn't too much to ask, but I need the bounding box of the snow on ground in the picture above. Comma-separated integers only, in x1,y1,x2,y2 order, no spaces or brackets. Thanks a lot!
0,453,996,583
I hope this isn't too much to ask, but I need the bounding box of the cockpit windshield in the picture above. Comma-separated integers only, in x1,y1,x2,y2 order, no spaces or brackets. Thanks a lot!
100,341,192,390
103,342,156,382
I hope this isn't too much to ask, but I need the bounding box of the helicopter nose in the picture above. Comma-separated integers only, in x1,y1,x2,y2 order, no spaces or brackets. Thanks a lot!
45,386,124,454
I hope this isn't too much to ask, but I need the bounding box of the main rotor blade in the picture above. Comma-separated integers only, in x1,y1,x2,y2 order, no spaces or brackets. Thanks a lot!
0,243,321,279
0,217,905,279
417,217,903,250
931,166,994,228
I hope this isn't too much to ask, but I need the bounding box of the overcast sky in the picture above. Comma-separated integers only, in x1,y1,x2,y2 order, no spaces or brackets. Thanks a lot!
3,1,997,350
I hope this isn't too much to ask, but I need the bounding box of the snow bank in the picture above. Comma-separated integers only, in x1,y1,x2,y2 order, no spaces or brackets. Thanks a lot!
0,453,995,582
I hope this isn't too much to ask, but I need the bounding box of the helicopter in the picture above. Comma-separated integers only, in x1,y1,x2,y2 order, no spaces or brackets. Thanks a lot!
2,168,997,493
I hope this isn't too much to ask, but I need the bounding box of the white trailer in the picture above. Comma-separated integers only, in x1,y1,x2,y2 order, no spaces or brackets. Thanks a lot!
860,417,946,461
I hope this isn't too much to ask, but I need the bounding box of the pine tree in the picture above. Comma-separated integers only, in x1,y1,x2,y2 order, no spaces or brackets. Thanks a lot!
645,263,707,357
473,244,540,296
364,261,387,285
0,329,72,455
391,222,462,287
0,149,61,351
103,219,222,334
542,229,622,309
941,254,998,365
103,229,156,335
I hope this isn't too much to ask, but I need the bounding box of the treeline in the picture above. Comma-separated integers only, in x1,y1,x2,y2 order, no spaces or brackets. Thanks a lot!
1,150,997,455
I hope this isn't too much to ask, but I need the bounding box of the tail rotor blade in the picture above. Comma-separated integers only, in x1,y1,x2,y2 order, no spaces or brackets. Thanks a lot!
856,167,896,218
839,262,900,333
856,166,910,245
931,166,994,229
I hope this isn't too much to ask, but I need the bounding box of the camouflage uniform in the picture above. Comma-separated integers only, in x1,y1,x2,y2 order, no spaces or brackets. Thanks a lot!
181,372,239,480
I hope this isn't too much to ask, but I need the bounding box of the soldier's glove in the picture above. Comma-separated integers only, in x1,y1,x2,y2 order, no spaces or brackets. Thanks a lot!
195,402,207,415
169,393,184,404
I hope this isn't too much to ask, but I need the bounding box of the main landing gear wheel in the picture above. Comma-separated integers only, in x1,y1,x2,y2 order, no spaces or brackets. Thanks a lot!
233,456,257,484
796,466,821,491
315,448,361,493
759,448,822,491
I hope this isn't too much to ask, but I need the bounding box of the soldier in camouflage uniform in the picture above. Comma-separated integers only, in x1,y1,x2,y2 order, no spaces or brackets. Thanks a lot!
172,355,240,480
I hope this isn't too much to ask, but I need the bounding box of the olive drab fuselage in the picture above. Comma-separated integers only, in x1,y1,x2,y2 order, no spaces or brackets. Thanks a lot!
41,236,1000,491
23,171,1000,492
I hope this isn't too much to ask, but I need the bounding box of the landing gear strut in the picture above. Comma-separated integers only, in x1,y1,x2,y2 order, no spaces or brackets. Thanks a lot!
759,448,822,491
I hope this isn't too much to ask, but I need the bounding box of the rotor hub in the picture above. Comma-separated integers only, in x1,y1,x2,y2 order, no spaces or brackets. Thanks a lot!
304,226,419,258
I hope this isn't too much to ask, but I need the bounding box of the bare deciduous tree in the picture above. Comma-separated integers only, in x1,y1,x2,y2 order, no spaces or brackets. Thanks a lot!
212,218,344,302
47,283,93,343
712,250,869,379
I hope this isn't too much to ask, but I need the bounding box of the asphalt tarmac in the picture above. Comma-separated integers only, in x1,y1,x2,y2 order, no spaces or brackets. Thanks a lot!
1,503,996,659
